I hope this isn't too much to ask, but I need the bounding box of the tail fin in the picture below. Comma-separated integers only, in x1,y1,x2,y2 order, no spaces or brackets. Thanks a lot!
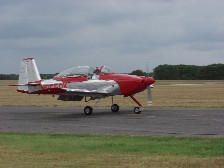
18,58,41,91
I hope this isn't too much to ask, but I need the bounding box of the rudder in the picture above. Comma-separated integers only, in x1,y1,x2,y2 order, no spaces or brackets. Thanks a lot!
18,58,41,91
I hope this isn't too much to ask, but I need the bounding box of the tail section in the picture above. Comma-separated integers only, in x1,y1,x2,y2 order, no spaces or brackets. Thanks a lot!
18,58,41,91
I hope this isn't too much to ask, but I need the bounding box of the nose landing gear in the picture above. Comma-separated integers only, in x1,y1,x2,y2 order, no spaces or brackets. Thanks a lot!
130,95,143,114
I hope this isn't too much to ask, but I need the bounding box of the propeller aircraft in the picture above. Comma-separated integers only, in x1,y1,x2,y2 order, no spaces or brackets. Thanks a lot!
11,58,155,115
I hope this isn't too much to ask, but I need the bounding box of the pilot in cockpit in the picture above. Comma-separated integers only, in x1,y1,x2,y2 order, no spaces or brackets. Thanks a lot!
92,67,100,80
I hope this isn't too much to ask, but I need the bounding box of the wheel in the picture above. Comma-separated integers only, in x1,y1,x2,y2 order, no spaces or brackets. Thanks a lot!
111,104,119,112
84,106,93,115
134,107,142,114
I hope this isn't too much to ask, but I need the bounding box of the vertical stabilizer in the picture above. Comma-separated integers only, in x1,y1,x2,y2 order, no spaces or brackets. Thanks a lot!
18,58,41,91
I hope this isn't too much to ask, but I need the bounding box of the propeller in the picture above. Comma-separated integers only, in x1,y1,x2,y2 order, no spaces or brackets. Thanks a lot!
147,84,153,105
146,62,153,106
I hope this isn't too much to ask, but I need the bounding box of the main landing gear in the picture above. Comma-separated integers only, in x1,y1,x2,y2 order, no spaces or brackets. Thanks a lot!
111,104,119,112
83,95,143,115
83,104,119,115
84,106,93,115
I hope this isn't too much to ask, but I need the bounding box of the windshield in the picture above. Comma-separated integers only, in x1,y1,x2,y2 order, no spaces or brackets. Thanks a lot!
55,66,94,78
100,66,115,74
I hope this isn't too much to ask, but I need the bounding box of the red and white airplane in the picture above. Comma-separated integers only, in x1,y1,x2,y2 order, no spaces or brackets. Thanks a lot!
12,58,155,115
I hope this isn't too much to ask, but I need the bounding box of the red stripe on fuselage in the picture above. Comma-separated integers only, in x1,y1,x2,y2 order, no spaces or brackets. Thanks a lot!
41,83,67,90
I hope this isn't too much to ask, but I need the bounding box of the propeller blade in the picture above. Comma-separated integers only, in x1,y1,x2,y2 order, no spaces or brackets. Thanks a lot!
147,85,153,105
146,62,153,105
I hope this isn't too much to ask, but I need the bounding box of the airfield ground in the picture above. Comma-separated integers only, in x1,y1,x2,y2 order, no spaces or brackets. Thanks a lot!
1,80,224,108
0,80,224,167
1,106,224,136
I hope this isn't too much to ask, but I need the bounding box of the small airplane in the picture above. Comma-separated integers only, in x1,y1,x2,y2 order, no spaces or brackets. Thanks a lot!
11,58,155,115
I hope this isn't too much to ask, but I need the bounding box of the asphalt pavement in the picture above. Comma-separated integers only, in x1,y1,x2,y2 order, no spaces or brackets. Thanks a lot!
0,106,224,137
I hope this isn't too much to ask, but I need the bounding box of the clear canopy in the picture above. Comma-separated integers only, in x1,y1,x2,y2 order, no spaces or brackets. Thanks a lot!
55,66,115,79
55,66,94,78
100,66,115,74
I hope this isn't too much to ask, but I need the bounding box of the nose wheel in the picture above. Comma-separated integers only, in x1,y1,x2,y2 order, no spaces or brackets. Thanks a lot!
130,95,143,114
134,107,143,114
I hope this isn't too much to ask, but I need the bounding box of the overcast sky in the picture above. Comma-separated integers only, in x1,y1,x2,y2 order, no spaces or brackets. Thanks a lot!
1,0,224,74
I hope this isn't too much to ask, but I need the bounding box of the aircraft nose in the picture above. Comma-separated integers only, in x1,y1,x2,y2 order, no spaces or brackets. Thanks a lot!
145,77,155,86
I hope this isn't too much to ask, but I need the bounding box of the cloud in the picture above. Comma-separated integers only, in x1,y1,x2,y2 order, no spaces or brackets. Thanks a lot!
0,0,224,73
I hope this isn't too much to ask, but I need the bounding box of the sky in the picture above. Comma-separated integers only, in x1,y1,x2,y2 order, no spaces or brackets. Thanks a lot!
1,0,224,74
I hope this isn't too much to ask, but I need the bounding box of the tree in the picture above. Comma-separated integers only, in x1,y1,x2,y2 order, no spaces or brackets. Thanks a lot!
153,64,224,80
0,74,18,80
130,70,146,76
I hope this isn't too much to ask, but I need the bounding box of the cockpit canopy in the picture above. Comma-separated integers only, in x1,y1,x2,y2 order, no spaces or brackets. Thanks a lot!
55,66,94,78
54,66,115,79
100,66,115,75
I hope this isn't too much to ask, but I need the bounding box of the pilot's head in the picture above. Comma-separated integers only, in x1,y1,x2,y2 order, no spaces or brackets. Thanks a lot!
94,67,100,75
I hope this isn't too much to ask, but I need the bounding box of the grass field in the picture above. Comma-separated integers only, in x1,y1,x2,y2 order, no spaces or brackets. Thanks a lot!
1,80,224,108
0,133,224,168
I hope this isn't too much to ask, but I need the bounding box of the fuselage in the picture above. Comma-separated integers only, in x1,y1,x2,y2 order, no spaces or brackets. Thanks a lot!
19,65,155,97
15,58,155,114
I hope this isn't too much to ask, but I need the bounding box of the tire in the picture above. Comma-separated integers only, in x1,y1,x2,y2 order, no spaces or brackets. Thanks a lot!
134,107,142,114
111,104,119,112
84,106,93,115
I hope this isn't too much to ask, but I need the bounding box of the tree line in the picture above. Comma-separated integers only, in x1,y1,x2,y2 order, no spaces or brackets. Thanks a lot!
130,63,224,80
0,74,56,80
1,63,224,80
153,64,224,80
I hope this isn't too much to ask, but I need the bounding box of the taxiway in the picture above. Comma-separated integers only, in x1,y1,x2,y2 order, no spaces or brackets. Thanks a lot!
0,106,223,136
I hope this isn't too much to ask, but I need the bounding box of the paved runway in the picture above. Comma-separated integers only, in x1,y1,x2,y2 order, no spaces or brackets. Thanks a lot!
0,106,224,137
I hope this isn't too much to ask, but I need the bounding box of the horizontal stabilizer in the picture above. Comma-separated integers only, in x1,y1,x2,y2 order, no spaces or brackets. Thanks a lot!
9,82,41,87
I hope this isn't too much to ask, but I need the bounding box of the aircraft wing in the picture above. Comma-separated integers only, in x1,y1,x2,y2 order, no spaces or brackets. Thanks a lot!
58,82,121,101
62,88,110,96
58,88,111,101
60,80,120,97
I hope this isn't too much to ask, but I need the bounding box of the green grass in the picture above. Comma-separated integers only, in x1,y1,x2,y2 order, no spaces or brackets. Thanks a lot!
1,133,224,168
1,133,224,156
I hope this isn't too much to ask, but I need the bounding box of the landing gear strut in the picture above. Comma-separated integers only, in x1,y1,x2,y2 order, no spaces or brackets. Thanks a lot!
111,96,119,112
